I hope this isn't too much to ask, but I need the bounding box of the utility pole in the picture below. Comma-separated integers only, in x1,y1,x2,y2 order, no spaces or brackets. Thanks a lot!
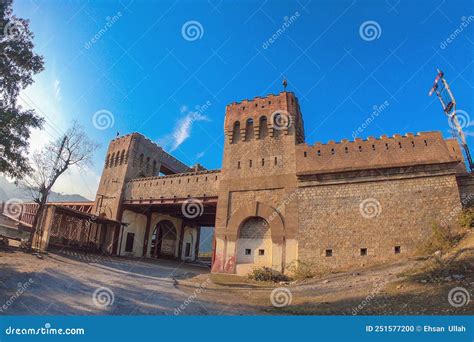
429,69,474,171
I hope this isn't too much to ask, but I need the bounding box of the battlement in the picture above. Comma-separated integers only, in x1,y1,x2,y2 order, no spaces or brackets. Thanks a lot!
224,91,304,144
128,169,220,182
104,132,191,174
124,170,221,200
296,131,464,176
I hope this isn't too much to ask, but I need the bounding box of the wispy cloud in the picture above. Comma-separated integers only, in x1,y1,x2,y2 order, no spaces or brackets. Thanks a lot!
54,79,61,102
158,106,211,151
171,111,209,150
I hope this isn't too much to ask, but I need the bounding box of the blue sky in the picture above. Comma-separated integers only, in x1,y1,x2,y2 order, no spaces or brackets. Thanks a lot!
15,0,474,199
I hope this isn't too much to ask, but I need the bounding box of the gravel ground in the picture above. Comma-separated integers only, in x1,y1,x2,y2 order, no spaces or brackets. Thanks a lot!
0,239,472,316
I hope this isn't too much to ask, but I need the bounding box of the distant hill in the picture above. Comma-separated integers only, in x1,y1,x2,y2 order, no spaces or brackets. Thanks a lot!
0,176,90,203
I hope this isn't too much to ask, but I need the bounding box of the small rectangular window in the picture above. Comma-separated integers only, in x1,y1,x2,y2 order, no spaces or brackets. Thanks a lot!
245,249,251,255
249,160,252,167
360,248,367,256
261,158,265,166
237,161,241,169
325,249,332,257
394,246,401,254
258,249,265,256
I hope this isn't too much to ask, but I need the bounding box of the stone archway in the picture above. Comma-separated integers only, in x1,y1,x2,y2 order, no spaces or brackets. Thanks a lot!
235,216,273,275
218,201,285,274
150,220,177,259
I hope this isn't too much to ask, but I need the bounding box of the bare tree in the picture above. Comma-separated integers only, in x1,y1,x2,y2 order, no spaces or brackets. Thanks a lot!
25,121,99,246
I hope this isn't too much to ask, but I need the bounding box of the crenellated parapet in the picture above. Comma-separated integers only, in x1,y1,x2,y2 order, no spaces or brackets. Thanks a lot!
296,132,464,176
124,169,221,200
223,91,305,144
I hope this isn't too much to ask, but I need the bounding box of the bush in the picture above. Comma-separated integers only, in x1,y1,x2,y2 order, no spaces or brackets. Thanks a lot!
458,208,474,229
286,260,316,279
248,267,291,282
417,223,462,255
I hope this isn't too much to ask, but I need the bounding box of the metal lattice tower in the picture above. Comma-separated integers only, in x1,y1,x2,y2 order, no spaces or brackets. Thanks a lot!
429,69,473,171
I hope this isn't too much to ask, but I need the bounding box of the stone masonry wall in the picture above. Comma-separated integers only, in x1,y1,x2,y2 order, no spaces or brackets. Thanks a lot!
297,173,462,270
124,170,220,200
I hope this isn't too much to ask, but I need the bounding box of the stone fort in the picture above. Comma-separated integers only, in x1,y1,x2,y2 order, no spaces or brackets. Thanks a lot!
26,91,474,275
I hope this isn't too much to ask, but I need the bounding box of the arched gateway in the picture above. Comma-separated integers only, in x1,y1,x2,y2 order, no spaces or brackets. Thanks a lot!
150,220,178,259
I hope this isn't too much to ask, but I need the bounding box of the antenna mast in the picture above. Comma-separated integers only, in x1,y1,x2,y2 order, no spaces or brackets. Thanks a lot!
428,69,473,171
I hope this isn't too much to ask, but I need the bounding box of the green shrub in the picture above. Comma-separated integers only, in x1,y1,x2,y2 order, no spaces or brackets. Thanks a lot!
248,267,291,282
458,208,474,229
417,223,460,255
286,260,316,279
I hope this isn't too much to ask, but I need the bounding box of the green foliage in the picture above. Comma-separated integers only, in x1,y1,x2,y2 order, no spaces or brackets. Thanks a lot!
286,260,316,279
417,223,461,255
248,267,291,282
458,208,474,229
0,0,45,179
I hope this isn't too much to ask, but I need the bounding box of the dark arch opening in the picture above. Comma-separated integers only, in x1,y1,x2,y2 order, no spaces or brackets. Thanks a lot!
259,116,268,139
150,220,177,259
232,121,241,143
245,118,254,141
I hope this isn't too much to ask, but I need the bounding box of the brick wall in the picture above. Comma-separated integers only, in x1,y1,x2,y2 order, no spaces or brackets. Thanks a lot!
124,169,220,200
296,170,462,270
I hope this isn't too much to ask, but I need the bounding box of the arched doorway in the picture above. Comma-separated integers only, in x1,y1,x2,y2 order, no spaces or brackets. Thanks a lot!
150,220,177,259
235,216,272,274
